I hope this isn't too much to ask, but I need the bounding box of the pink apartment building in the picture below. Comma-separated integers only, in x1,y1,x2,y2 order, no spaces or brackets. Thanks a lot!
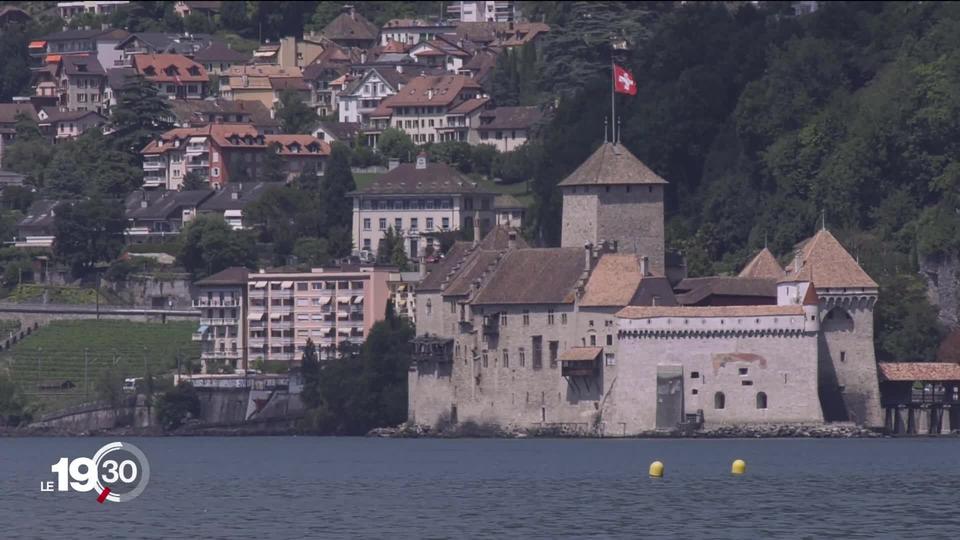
194,265,394,372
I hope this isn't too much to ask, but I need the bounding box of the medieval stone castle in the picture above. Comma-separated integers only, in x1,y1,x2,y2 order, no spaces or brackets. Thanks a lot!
408,141,882,434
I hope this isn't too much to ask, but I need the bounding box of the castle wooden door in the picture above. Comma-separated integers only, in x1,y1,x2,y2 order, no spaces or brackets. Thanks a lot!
656,365,684,429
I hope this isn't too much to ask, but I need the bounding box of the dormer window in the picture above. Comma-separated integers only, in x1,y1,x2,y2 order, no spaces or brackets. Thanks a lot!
188,66,200,76
144,66,156,76
164,66,179,76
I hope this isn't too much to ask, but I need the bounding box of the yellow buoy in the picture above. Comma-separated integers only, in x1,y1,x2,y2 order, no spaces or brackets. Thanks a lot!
649,460,664,478
731,459,746,475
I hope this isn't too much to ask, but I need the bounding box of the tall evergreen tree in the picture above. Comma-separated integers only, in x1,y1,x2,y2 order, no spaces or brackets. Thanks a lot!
110,74,173,158
322,143,356,232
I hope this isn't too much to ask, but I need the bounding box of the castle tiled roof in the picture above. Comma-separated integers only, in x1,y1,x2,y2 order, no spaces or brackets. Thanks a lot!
618,305,805,319
558,142,668,187
471,248,584,305
739,247,784,279
675,277,777,305
779,230,877,288
878,362,960,382
581,254,646,308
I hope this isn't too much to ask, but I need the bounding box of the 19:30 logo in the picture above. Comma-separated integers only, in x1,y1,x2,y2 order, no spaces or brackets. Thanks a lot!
43,441,151,503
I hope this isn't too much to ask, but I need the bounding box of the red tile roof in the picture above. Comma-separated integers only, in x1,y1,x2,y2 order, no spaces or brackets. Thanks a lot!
559,347,602,362
878,362,960,382
780,230,877,288
739,248,784,279
132,54,207,83
379,74,483,108
558,142,667,186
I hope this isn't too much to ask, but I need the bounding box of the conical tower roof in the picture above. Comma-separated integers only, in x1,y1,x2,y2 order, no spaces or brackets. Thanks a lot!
738,247,783,279
779,230,877,288
802,283,819,305
558,142,667,187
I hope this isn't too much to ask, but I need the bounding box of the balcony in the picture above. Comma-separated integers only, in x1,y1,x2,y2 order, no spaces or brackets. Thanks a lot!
200,318,237,326
193,298,239,308
143,160,166,170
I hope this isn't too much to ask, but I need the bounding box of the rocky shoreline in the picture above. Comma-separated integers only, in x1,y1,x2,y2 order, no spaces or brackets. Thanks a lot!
367,422,889,439
2,421,946,438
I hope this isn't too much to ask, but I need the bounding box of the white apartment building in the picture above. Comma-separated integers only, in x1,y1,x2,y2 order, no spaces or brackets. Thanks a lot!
350,154,496,259
446,1,516,22
57,1,129,19
337,68,405,124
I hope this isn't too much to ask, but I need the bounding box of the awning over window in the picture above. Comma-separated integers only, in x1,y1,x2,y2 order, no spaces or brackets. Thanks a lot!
352,296,363,304
321,296,333,305
337,328,350,336
559,347,603,362
338,312,349,319
196,324,209,334
28,41,47,49
270,313,282,320
337,296,350,304
281,281,293,289
253,50,276,57
45,54,61,63
253,281,267,288
247,312,264,321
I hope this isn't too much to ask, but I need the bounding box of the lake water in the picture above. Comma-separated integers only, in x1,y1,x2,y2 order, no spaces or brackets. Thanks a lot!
1,437,958,538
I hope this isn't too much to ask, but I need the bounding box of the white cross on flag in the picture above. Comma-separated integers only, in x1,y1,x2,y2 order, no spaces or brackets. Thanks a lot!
614,64,637,96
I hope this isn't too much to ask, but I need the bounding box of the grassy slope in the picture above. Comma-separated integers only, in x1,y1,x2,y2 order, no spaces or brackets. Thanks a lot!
0,320,199,412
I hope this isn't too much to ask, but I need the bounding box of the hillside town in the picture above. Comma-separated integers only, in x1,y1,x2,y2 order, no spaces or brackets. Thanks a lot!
0,1,957,438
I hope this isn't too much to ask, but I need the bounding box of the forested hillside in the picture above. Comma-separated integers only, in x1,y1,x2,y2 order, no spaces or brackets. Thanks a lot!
490,1,955,362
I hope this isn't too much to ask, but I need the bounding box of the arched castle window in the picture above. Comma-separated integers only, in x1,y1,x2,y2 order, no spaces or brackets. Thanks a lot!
822,308,854,332
756,392,767,409
714,392,725,410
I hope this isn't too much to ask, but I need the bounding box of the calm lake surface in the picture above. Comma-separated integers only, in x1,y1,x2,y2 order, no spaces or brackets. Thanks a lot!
1,437,958,538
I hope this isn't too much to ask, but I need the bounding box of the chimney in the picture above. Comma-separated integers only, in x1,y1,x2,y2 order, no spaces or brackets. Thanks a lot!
507,230,517,250
427,89,434,100
388,158,400,171
472,211,481,247
640,256,650,277
584,242,593,272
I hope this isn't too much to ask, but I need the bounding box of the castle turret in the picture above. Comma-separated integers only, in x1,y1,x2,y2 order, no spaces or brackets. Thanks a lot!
782,229,881,427
802,283,820,333
558,142,667,275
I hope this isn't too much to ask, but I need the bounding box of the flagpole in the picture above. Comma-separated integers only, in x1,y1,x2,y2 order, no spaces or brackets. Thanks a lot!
611,58,616,144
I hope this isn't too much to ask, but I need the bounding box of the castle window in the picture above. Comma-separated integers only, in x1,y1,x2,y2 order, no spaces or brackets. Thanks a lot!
756,392,768,409
589,334,597,346
739,368,748,376
532,336,542,369
714,392,725,409
561,313,568,324
840,351,846,362
482,351,488,368
606,334,613,346
500,312,508,326
690,371,700,379
519,347,526,367
648,186,652,193
691,388,698,395
741,380,753,386
605,186,610,193
627,186,631,193
502,349,509,368
523,310,530,326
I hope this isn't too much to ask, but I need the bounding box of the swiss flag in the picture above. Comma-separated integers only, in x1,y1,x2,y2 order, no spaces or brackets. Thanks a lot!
613,64,637,96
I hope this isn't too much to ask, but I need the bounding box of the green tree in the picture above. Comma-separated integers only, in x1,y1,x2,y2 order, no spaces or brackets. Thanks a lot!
293,237,331,267
0,22,31,102
276,89,318,134
110,74,173,157
874,274,944,362
178,214,257,277
0,371,32,426
300,338,321,408
181,171,209,191
53,199,126,276
307,311,414,434
183,11,214,34
377,127,417,161
3,113,54,187
321,143,356,233
155,382,201,431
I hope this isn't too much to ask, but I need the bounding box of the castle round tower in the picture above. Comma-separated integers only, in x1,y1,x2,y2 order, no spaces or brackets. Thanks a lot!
558,142,667,275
